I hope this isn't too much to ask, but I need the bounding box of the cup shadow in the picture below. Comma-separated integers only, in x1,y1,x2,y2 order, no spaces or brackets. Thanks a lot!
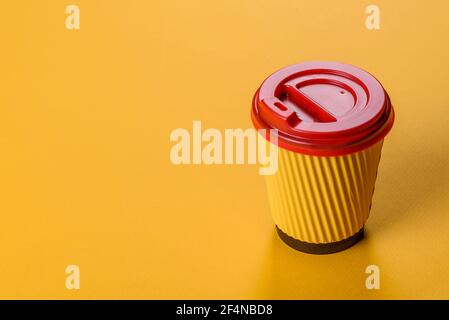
254,117,449,299
255,229,389,299
369,126,449,234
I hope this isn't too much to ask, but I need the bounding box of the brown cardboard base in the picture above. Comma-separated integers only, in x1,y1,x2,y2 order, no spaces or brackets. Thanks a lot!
275,226,364,254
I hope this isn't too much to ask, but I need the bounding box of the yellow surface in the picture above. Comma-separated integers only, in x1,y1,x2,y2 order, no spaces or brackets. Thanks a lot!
267,141,383,243
1,0,449,299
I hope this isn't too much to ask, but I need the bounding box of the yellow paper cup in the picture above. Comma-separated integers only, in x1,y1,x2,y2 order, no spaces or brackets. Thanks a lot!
251,62,394,254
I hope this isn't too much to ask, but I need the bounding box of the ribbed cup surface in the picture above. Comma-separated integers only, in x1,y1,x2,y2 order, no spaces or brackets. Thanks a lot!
265,140,383,244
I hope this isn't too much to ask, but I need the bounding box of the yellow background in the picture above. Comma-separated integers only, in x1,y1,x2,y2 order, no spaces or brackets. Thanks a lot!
1,0,448,299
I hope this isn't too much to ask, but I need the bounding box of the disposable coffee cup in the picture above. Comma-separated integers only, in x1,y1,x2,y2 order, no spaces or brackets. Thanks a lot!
251,62,394,254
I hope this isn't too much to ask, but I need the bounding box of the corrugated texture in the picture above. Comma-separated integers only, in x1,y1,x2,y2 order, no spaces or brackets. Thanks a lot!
265,140,384,244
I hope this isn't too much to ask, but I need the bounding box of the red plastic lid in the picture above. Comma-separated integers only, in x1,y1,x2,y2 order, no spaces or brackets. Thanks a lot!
251,61,395,156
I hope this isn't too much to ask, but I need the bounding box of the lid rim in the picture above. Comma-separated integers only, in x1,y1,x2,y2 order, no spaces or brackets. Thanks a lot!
252,107,394,156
